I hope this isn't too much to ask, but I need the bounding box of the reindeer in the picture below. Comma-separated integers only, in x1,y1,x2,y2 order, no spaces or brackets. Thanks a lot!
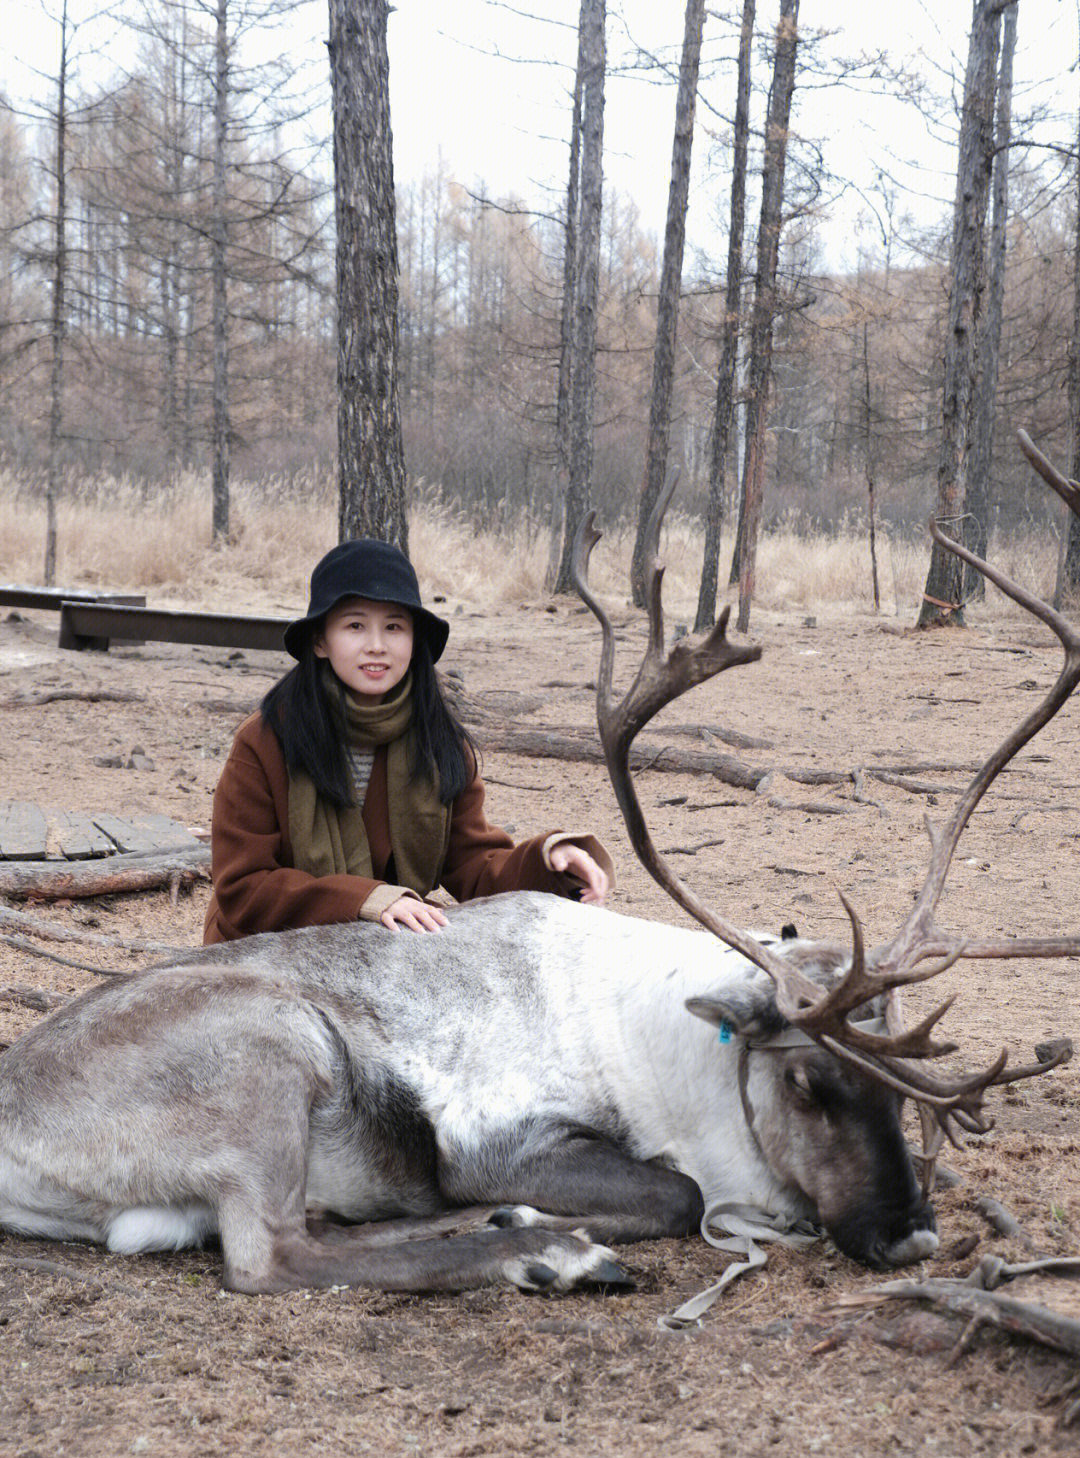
0,432,1074,1297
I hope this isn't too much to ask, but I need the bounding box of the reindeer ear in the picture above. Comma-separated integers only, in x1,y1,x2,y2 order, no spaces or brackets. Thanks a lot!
685,987,782,1043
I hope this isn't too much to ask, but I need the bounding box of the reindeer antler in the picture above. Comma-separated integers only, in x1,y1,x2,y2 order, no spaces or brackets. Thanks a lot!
573,441,1077,1143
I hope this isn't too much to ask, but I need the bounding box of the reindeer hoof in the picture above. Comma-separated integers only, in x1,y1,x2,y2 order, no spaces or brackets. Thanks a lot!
489,1204,543,1228
503,1235,630,1293
593,1257,634,1289
522,1261,560,1290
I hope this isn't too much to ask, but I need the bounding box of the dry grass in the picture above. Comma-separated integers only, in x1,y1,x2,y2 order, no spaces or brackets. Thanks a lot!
0,469,1062,622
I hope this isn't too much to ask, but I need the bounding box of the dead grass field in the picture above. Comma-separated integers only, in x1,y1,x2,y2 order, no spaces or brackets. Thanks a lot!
0,530,1079,1456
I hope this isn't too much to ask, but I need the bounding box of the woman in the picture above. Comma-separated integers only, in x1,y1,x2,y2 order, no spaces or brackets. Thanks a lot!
204,539,613,943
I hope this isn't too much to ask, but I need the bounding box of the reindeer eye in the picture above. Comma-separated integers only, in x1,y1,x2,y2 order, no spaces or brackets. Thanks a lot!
785,1066,815,1099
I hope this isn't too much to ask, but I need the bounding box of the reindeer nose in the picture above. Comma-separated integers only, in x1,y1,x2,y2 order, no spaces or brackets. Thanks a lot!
881,1223,939,1268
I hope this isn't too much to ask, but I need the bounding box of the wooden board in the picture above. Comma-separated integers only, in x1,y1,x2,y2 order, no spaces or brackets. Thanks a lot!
47,810,115,860
0,805,203,860
89,812,203,856
0,802,48,860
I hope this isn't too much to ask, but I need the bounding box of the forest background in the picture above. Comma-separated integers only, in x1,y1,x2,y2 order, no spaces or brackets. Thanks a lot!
3,0,1080,615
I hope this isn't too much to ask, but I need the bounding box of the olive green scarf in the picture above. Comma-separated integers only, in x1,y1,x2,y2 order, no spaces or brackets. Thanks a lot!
287,665,451,896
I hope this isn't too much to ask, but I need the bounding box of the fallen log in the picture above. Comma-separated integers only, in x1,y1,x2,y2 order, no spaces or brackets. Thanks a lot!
474,725,974,801
474,726,768,790
0,845,209,901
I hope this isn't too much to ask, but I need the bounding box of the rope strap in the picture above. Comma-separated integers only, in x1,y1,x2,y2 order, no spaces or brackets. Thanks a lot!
658,1202,819,1331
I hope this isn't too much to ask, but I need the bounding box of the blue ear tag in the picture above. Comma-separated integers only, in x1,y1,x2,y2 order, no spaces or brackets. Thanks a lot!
718,1019,734,1044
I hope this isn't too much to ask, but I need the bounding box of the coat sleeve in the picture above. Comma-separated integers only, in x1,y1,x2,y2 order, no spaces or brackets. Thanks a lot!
438,769,614,903
205,716,384,941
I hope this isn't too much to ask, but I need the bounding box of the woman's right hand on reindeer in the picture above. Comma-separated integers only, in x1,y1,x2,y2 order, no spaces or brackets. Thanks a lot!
379,896,449,932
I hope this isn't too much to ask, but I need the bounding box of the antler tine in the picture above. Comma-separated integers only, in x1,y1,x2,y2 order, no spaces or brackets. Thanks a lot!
1018,427,1080,517
815,1036,1007,1124
774,888,961,1060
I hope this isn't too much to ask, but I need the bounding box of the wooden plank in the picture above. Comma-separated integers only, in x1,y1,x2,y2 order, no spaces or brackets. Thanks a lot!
47,811,114,860
91,813,202,856
0,803,49,860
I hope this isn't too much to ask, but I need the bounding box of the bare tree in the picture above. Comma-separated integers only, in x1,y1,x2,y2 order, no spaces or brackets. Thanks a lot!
329,0,407,547
735,0,799,634
918,0,1004,628
694,0,754,632
629,0,706,608
210,0,231,539
552,0,605,595
860,321,881,611
964,0,1016,601
44,0,72,585
1056,60,1080,607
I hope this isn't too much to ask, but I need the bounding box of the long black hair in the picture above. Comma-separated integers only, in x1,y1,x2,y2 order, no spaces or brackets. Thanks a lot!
260,625,476,808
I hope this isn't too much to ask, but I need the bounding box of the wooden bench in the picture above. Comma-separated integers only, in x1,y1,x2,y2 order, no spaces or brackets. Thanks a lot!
57,601,290,653
0,585,146,611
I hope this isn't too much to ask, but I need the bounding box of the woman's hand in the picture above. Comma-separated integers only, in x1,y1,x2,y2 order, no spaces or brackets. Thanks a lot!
548,844,609,906
380,897,449,932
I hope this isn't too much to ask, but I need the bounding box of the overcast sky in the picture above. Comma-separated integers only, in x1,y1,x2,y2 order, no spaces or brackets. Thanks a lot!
4,1,1079,270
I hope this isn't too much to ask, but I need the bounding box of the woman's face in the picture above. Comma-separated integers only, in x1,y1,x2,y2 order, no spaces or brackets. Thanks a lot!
314,597,415,701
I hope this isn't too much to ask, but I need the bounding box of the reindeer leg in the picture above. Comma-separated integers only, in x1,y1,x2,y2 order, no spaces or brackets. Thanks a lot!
216,1125,627,1295
443,1132,705,1245
237,1221,631,1295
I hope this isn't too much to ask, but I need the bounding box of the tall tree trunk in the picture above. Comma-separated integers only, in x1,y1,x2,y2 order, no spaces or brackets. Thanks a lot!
552,0,605,596
862,322,881,611
45,0,70,586
918,0,1002,628
329,0,408,548
555,55,583,484
547,44,583,588
210,0,230,542
1056,69,1080,607
629,0,706,607
964,0,1016,601
695,0,754,631
735,0,799,635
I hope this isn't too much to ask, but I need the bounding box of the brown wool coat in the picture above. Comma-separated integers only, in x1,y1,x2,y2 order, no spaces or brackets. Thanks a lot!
203,713,612,944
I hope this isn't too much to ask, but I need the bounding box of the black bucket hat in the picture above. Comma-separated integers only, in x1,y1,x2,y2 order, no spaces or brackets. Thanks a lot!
283,539,450,662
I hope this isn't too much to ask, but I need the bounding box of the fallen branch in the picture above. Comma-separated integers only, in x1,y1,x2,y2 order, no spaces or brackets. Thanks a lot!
663,837,726,856
0,1254,139,1297
871,770,966,796
974,1196,1034,1248
755,772,851,817
481,776,554,793
0,984,69,1011
0,689,144,709
0,934,127,976
0,905,184,954
0,845,210,901
838,1253,1080,1366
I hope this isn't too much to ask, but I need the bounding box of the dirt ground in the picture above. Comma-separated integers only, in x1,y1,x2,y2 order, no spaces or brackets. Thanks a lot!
1,585,1079,1457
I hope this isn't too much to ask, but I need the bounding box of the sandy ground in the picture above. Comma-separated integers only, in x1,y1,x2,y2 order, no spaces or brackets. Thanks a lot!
0,587,1079,1457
